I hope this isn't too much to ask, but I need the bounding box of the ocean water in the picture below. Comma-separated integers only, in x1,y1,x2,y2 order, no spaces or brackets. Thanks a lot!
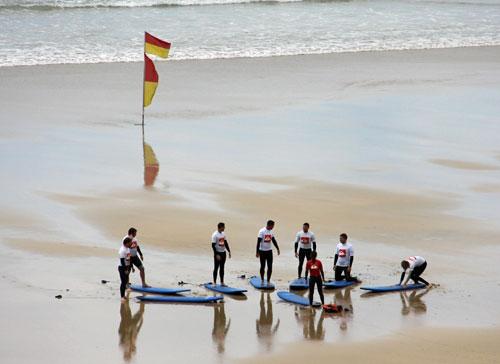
0,0,499,66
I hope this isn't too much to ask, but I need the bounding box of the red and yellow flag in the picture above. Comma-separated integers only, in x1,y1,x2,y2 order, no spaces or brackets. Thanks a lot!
145,32,170,59
144,54,158,107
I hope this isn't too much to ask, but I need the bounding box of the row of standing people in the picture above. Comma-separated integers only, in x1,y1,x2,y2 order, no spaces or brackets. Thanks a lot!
118,221,429,306
212,220,357,285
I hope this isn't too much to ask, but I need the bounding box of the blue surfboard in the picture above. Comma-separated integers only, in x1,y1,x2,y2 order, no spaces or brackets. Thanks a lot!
323,280,357,289
130,285,191,295
204,283,247,294
290,277,308,290
250,276,275,290
277,291,321,307
137,295,223,303
360,283,426,292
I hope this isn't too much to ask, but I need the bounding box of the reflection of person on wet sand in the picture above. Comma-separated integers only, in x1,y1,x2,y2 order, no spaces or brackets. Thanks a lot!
118,301,145,362
400,288,430,316
212,305,231,354
336,288,353,331
256,292,280,351
295,307,325,340
334,287,354,313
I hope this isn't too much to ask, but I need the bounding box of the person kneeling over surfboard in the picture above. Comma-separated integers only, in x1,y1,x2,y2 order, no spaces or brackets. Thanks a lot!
333,233,359,282
119,237,133,302
256,220,280,286
212,222,232,286
305,251,325,307
399,256,430,288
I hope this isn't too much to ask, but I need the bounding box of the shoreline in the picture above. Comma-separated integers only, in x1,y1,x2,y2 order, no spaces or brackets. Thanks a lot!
2,44,500,69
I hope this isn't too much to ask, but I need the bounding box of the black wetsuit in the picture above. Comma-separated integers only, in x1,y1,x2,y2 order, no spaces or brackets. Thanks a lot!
334,255,358,282
306,259,325,306
400,261,429,285
256,237,280,281
295,240,317,278
212,241,231,283
118,258,131,298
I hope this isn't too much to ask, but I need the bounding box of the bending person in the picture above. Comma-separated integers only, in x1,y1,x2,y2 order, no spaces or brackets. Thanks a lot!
399,256,429,287
256,220,280,286
211,222,231,286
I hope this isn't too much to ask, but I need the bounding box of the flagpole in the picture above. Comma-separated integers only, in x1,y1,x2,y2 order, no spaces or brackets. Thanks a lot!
142,121,146,166
142,31,146,126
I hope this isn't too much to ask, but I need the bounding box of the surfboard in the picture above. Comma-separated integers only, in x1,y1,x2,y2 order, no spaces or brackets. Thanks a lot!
137,295,223,303
129,285,191,295
289,277,308,290
323,280,357,289
250,276,275,290
360,283,427,292
204,283,247,294
277,291,321,307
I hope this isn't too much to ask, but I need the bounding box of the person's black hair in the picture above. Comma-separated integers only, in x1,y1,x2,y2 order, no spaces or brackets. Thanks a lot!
128,227,137,235
311,250,317,263
303,222,309,227
217,222,225,229
340,233,348,239
267,220,275,226
123,237,132,245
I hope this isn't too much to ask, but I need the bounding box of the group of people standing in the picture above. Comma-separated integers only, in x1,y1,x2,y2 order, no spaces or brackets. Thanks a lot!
118,221,429,307
211,220,362,307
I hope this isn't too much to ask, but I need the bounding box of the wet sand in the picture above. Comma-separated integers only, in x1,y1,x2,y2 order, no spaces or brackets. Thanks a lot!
1,46,500,363
48,178,500,257
240,327,500,364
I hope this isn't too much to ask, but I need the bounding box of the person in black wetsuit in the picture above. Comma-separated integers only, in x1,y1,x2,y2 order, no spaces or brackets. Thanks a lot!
294,222,317,278
305,251,325,307
399,256,430,287
333,233,359,282
118,237,133,302
211,222,231,286
256,220,280,286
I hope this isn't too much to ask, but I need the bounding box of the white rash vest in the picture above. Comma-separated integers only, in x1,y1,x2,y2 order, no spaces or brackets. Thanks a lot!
122,235,139,257
212,230,227,253
295,231,316,250
258,228,274,251
336,242,354,267
119,246,131,267
403,256,426,273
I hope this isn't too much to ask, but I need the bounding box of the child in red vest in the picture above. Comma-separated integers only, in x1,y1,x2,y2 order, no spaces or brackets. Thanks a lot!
305,251,325,307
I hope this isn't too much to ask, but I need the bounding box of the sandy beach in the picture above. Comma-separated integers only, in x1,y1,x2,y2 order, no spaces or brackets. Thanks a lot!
1,46,500,363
